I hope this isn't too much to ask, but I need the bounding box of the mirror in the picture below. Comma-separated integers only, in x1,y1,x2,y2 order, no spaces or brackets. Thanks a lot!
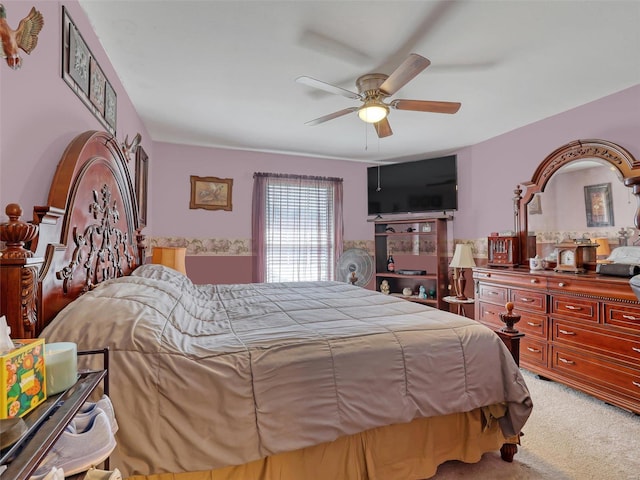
515,139,640,265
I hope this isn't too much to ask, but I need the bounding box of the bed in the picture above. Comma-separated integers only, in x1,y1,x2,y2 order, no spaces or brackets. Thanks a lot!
0,131,532,479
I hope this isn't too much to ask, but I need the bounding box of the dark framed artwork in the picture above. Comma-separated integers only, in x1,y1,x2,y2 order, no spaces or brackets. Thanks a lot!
104,80,117,130
89,57,106,115
62,7,116,135
135,146,149,227
584,183,614,227
189,176,233,211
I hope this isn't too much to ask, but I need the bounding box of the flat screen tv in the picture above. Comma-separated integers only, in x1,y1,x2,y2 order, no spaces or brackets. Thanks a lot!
367,155,457,216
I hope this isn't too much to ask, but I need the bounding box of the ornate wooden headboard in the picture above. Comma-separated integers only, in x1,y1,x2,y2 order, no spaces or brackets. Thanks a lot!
0,131,146,338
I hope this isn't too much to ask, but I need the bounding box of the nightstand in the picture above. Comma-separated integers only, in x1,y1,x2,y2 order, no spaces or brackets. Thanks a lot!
443,295,475,317
0,348,110,480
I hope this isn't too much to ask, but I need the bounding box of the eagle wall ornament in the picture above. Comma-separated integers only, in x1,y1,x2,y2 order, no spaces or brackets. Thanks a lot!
0,4,44,70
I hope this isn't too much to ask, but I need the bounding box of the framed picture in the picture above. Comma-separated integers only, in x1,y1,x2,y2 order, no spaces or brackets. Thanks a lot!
89,57,106,115
67,21,90,94
584,183,614,227
62,7,116,135
135,146,149,227
189,176,233,211
104,80,117,130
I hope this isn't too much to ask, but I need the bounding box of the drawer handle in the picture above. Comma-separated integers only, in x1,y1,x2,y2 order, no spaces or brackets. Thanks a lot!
530,278,538,284
558,282,566,287
622,314,639,321
527,347,541,353
565,305,582,311
526,321,541,327
558,329,576,336
519,297,534,303
632,347,640,354
488,291,500,295
633,381,640,389
558,357,575,365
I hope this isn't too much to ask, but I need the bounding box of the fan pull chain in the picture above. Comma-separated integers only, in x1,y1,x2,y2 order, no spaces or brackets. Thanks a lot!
364,120,369,151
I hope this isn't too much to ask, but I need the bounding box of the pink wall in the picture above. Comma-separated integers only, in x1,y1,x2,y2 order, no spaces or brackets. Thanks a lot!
0,1,150,212
151,142,370,239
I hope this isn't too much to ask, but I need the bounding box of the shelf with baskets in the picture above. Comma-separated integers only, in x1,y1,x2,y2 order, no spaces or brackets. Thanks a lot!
374,217,449,310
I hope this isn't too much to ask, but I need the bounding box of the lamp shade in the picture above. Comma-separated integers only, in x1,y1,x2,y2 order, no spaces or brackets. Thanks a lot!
449,244,476,269
593,237,611,257
152,246,187,275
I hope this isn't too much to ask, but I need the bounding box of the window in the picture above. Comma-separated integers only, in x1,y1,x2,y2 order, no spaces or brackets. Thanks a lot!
252,173,343,283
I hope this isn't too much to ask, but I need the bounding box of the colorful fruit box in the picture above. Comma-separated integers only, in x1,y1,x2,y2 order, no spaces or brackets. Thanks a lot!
0,338,46,419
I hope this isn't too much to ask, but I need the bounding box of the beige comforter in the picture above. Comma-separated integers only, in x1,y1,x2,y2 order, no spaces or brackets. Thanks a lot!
40,265,532,476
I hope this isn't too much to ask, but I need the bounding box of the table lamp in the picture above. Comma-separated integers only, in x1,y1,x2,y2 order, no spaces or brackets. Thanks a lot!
449,244,476,300
593,237,611,264
152,246,187,274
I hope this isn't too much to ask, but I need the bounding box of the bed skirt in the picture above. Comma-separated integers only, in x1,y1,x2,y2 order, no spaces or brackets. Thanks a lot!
127,407,510,480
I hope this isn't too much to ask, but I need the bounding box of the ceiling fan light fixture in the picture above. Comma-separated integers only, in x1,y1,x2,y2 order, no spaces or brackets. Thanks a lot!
358,101,389,124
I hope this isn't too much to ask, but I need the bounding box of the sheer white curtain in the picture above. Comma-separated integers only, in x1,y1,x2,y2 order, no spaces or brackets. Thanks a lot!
252,173,343,283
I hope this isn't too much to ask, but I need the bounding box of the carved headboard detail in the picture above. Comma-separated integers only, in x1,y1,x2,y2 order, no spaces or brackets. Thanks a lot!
0,131,146,338
56,184,136,294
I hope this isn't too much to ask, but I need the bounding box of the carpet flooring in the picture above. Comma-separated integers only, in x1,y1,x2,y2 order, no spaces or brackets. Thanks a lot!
431,369,640,479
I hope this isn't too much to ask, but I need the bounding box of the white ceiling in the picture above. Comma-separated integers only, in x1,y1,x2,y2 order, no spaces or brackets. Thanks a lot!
79,0,640,163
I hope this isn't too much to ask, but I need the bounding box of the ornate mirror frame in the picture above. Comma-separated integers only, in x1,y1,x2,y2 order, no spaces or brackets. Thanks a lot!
515,139,640,265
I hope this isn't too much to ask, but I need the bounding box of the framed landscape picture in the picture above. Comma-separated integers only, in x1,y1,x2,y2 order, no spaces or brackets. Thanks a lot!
189,176,233,211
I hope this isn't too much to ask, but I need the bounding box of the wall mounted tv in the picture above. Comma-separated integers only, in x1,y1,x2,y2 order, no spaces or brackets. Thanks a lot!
367,155,457,216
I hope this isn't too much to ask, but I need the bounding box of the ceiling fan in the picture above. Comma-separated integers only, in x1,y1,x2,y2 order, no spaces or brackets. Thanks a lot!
296,53,461,138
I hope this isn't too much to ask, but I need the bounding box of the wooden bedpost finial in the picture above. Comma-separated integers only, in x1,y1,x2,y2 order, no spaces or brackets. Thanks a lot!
499,301,521,333
0,203,39,258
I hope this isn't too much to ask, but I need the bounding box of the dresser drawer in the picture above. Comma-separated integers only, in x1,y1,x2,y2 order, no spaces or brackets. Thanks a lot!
518,311,548,339
474,270,545,290
604,303,640,332
477,301,503,329
551,346,640,402
478,284,508,305
552,318,640,365
510,288,547,313
551,295,598,322
521,337,547,368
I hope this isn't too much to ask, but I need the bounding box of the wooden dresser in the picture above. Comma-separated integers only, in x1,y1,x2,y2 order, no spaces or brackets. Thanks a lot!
473,266,640,414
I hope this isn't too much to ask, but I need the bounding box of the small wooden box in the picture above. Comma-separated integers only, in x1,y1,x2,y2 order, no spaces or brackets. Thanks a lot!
488,236,520,267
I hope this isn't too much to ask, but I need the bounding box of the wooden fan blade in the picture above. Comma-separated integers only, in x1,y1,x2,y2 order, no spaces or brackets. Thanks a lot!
390,99,461,114
379,54,431,96
374,117,393,138
305,107,359,126
296,76,361,100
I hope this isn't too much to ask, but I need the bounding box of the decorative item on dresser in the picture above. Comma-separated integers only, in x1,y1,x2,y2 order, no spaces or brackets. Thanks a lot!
475,138,640,414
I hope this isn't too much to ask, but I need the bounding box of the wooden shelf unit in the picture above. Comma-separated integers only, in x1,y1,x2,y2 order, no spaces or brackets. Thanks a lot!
374,217,448,310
